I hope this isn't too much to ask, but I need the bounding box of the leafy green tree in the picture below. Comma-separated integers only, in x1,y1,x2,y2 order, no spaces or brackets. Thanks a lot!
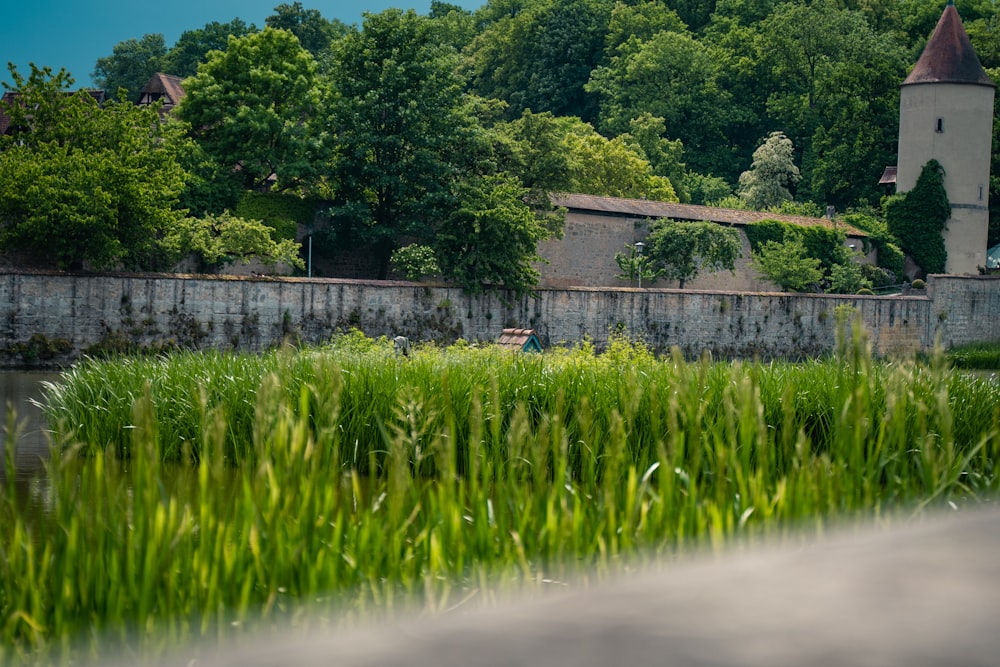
464,0,613,122
162,211,303,272
620,113,688,201
390,244,441,281
160,19,257,78
0,65,187,270
684,172,732,205
885,159,950,275
737,131,800,210
587,30,737,175
604,0,689,58
266,2,348,56
427,1,479,51
826,259,871,294
325,9,475,276
177,28,326,192
751,237,823,292
434,174,556,296
92,33,167,100
645,220,742,287
563,118,678,201
494,110,575,196
614,242,661,286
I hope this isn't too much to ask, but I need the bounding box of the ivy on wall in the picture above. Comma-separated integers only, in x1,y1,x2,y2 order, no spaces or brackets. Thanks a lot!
884,160,950,275
744,219,849,272
235,192,325,242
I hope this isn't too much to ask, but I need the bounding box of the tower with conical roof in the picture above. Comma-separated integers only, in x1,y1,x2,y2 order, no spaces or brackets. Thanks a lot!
897,1,995,274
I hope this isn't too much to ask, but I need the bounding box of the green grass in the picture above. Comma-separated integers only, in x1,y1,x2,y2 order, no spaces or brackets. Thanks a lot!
946,341,1000,370
1,328,998,664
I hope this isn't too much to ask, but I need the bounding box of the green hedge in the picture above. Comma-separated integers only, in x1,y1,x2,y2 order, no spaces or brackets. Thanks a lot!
235,192,325,242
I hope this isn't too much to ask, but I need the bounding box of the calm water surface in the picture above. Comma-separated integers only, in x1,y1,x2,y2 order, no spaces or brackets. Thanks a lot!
0,370,63,484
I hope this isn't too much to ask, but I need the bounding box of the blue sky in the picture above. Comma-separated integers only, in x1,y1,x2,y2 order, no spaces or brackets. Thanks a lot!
2,1,482,89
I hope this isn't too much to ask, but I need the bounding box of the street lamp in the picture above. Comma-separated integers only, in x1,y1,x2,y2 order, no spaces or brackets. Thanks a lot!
306,222,314,278
634,242,645,288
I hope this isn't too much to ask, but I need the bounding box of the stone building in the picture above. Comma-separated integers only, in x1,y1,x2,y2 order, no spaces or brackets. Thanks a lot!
894,0,995,274
537,193,871,291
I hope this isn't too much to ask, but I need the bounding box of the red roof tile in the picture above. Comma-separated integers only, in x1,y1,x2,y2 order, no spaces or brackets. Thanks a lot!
904,3,995,87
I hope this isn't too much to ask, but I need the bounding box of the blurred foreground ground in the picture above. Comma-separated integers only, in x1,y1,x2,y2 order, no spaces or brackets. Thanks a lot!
151,507,1000,667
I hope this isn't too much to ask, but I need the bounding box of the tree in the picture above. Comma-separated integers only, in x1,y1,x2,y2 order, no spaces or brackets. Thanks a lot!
737,132,800,210
325,9,475,276
885,160,950,275
614,242,661,286
177,28,326,192
434,174,556,296
751,237,823,292
826,259,871,294
266,2,348,56
464,0,613,122
427,1,479,51
620,113,688,201
92,33,168,101
162,211,304,272
160,19,257,78
390,244,441,281
0,65,187,270
586,30,737,176
645,220,742,287
563,122,678,201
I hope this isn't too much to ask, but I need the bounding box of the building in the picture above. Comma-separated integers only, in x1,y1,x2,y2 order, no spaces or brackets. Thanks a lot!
538,193,870,291
895,0,995,274
137,73,186,116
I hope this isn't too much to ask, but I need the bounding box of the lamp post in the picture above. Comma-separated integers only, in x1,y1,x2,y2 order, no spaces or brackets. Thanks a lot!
306,223,314,278
634,242,645,288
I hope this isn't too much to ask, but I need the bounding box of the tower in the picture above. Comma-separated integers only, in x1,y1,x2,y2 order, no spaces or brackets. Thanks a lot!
897,0,995,275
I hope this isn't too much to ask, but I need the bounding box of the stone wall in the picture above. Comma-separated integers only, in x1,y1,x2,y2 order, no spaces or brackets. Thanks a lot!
536,209,877,291
0,271,995,367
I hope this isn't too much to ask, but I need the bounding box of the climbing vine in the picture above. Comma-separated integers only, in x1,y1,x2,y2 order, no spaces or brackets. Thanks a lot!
885,160,950,275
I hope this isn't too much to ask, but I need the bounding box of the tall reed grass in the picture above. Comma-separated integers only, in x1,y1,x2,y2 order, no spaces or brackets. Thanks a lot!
1,328,998,664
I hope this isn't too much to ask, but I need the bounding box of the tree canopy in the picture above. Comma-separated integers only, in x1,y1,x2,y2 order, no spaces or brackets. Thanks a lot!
0,65,188,270
325,9,474,275
176,28,326,192
645,220,742,287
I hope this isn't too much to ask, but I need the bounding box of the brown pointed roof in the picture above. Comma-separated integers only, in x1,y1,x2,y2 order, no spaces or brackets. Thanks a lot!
137,73,186,114
903,2,995,87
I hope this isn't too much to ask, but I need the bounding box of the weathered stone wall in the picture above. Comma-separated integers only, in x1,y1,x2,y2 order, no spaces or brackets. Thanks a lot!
0,271,994,367
536,209,877,291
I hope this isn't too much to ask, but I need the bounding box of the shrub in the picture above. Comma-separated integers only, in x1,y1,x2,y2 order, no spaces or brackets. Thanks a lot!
911,279,926,290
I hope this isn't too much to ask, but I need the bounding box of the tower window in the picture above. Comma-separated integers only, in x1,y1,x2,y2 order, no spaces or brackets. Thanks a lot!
936,117,944,133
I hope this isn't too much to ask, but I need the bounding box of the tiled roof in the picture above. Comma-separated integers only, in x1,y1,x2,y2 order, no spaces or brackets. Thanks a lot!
904,3,995,87
550,193,868,237
138,73,186,113
879,166,898,185
497,328,542,351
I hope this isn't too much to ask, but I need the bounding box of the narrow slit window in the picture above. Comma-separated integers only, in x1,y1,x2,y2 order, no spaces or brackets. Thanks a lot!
980,185,985,201
936,117,944,133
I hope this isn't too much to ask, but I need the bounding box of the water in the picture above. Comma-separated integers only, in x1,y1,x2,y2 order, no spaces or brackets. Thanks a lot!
0,370,63,484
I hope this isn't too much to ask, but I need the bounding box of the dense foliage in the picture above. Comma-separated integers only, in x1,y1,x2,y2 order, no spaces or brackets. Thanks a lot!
0,66,188,270
644,219,742,287
885,159,951,275
7,0,1000,289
